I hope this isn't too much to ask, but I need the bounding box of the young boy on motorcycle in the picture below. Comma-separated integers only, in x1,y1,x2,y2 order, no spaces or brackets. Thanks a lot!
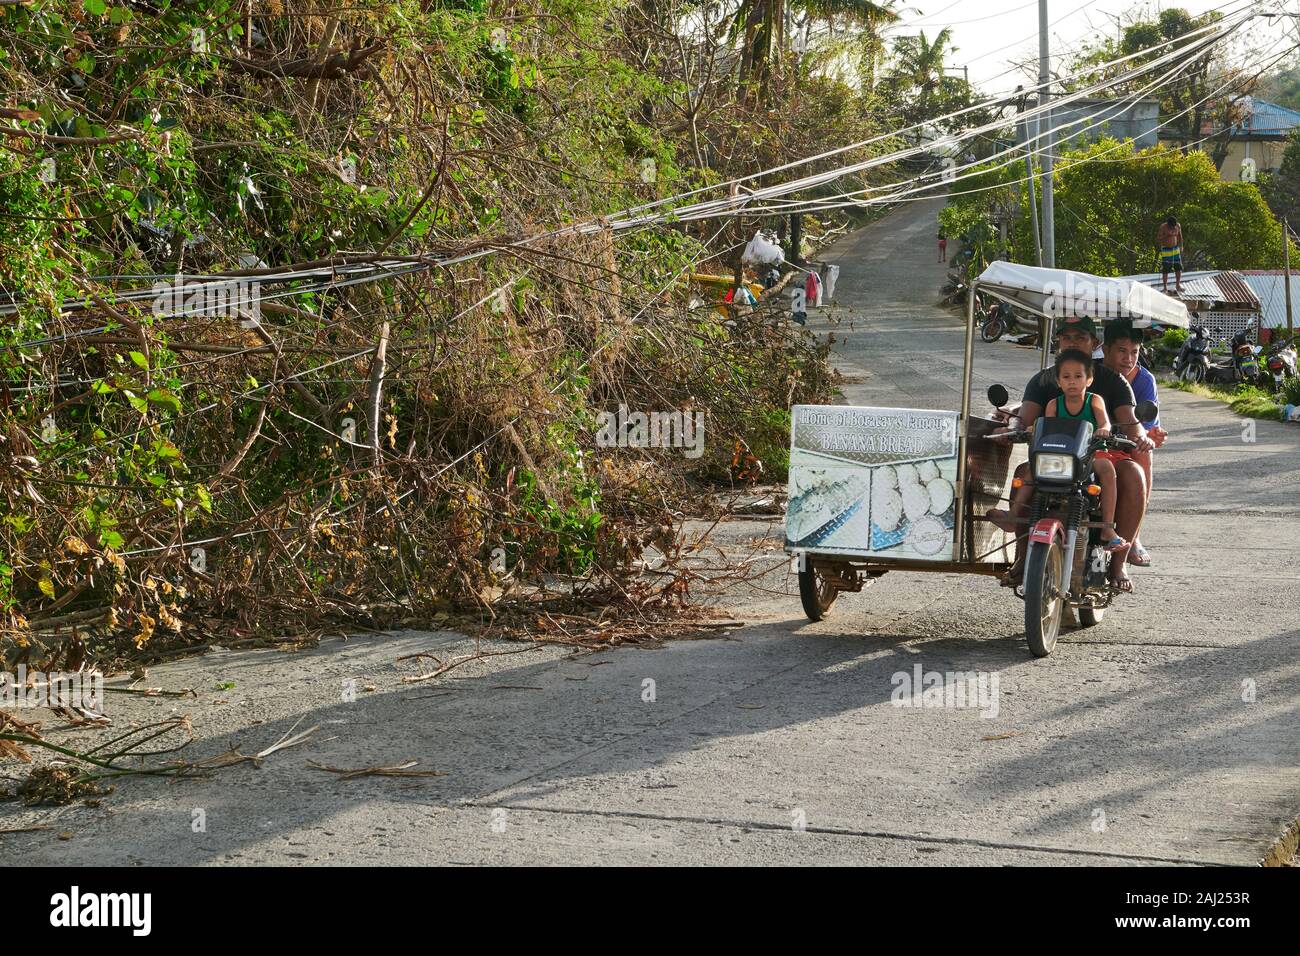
1045,349,1128,553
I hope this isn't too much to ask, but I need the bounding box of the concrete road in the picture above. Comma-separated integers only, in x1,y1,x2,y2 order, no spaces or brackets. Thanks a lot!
3,199,1298,866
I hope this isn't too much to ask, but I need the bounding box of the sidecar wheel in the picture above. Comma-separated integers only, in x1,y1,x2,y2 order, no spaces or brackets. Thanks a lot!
798,562,839,621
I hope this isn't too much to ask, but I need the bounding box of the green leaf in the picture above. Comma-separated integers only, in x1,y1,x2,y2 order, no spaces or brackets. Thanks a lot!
147,388,181,414
194,484,212,514
84,0,107,16
38,575,55,598
100,530,124,550
129,350,148,369
124,391,149,414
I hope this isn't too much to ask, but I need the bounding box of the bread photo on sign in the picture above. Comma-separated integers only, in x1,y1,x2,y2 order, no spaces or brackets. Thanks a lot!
869,459,957,551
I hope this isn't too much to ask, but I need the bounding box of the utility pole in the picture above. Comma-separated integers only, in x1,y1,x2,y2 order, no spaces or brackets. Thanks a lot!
1018,90,1043,267
1038,0,1055,268
1285,219,1294,338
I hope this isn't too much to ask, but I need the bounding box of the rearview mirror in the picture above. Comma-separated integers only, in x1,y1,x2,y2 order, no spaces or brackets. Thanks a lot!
987,384,1009,409
1136,400,1158,423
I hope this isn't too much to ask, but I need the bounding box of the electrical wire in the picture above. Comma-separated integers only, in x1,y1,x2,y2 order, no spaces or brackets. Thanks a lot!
666,13,1246,220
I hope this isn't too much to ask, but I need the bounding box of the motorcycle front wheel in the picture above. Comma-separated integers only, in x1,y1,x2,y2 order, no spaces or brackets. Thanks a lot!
1183,363,1205,384
1023,539,1064,657
980,319,1005,343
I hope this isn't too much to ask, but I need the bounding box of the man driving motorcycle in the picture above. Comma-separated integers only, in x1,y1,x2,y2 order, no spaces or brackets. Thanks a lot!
987,315,1155,592
1101,320,1166,567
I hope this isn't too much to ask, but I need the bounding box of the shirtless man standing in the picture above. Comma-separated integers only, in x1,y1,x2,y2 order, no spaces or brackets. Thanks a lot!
1157,216,1183,295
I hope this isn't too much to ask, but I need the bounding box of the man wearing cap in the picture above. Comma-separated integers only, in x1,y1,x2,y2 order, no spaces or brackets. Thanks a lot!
989,315,1154,592
1101,320,1167,566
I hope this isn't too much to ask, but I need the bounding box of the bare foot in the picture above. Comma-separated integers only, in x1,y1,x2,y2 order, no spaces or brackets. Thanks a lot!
999,560,1024,587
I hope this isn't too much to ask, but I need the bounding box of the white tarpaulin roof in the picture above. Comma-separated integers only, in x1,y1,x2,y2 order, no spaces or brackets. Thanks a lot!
976,261,1190,328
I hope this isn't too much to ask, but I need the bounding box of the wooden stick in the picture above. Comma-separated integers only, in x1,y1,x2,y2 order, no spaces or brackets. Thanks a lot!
367,321,390,468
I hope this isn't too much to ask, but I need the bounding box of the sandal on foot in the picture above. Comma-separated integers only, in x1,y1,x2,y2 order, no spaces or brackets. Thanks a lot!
1100,525,1128,553
1127,541,1151,566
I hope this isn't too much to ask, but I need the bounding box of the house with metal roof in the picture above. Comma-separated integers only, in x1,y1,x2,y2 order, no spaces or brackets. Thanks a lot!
1123,269,1262,339
1174,97,1300,183
1238,270,1300,337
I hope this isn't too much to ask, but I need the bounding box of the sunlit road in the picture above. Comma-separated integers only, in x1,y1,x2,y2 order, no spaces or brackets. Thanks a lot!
4,199,1298,866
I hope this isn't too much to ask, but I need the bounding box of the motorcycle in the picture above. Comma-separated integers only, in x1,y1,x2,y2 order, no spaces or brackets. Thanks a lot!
1264,338,1298,392
1172,325,1215,383
990,384,1159,656
1206,329,1261,386
941,270,968,306
979,301,1029,342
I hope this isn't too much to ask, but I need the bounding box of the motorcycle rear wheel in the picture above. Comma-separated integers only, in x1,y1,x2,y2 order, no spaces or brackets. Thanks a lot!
980,319,1005,343
1024,540,1064,657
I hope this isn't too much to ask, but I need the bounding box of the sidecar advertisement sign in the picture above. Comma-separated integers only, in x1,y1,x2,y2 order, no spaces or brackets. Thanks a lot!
785,405,959,560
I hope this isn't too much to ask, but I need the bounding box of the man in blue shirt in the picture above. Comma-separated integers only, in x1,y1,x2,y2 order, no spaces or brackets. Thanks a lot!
1102,320,1167,566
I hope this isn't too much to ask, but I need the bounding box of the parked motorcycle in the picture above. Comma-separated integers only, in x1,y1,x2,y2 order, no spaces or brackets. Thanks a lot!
1206,330,1261,386
980,301,1029,342
1264,338,1298,392
1172,325,1215,383
941,270,968,306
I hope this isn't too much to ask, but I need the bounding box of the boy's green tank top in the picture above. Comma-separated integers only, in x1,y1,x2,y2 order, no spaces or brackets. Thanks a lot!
1055,392,1098,428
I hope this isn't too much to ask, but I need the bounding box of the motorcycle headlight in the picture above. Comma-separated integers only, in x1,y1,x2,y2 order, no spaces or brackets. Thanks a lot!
1034,453,1074,480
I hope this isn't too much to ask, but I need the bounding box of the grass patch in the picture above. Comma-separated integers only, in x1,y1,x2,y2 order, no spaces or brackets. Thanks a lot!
1161,378,1286,421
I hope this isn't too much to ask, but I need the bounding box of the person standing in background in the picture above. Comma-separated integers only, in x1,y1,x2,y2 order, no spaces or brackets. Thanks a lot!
1157,216,1183,295
937,232,947,263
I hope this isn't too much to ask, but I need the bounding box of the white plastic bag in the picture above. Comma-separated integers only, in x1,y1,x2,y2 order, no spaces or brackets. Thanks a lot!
824,264,840,301
742,230,785,267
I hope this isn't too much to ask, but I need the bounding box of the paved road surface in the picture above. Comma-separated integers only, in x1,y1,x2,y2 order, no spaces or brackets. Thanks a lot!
4,199,1298,866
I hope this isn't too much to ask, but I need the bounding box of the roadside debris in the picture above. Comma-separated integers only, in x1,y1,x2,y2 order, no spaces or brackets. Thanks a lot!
308,760,444,780
194,717,319,771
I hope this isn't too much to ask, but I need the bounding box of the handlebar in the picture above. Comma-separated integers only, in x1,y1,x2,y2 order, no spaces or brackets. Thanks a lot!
1092,434,1137,452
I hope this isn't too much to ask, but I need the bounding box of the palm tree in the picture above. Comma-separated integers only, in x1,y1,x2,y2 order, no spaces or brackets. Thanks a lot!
887,27,958,116
798,0,900,89
735,0,900,97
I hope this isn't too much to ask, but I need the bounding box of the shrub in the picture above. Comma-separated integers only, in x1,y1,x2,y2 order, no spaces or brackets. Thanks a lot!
1159,327,1187,350
1282,374,1300,407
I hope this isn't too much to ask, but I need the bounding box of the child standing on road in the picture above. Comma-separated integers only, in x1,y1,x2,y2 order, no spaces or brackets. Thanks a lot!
1045,349,1128,553
937,233,947,263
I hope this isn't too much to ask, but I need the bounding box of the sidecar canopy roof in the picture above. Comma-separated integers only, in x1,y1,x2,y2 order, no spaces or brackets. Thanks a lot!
976,261,1190,328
